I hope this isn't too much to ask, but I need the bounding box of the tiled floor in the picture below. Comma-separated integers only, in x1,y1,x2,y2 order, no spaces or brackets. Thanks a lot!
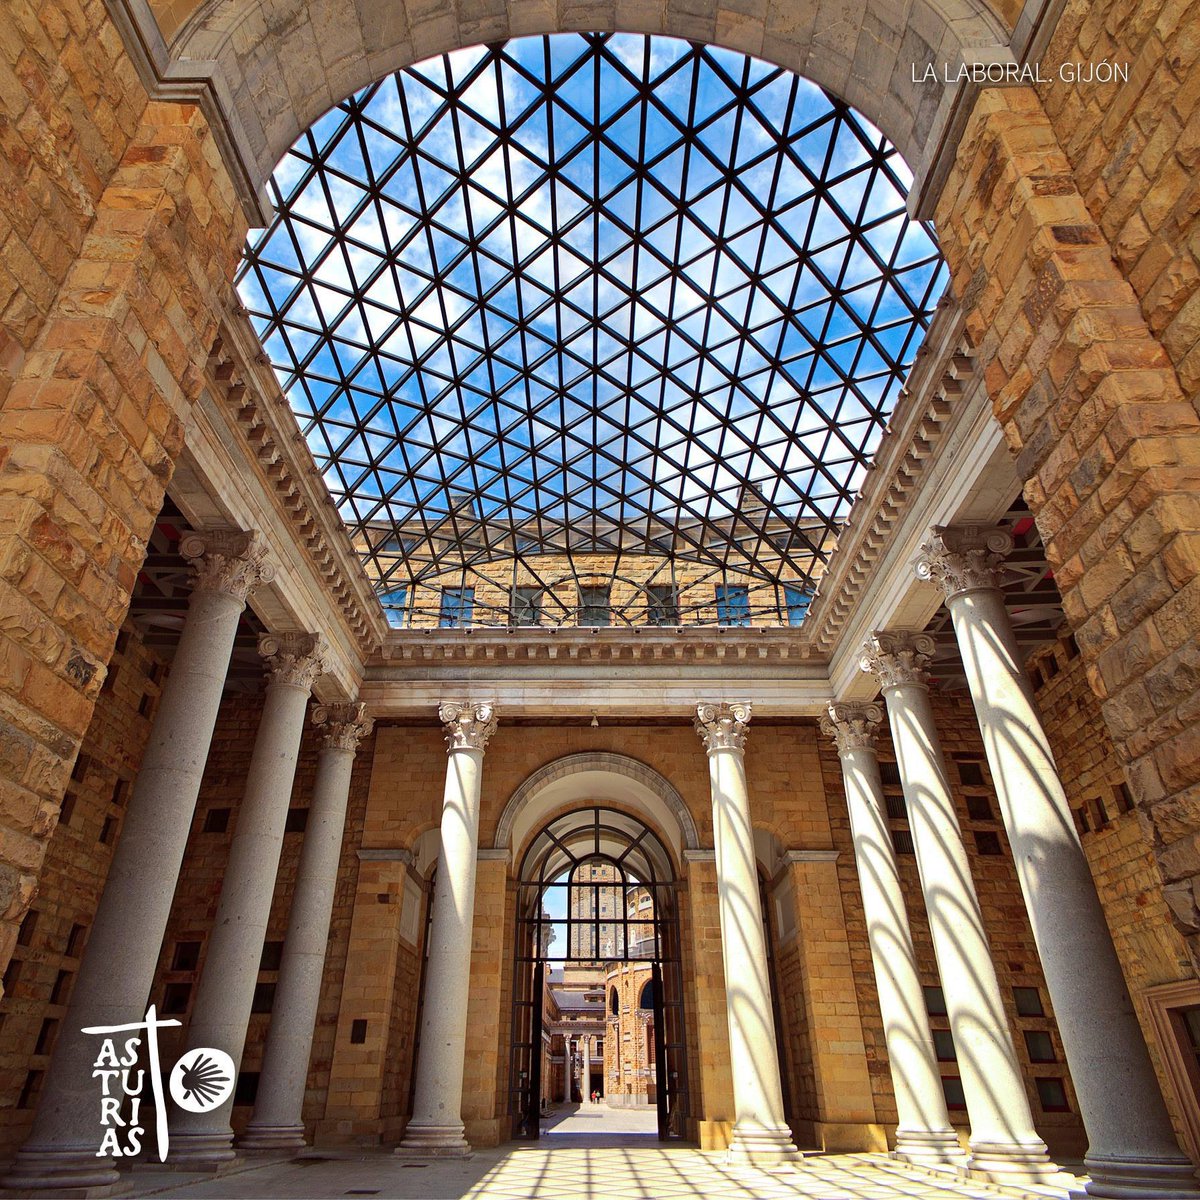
114,1106,1081,1200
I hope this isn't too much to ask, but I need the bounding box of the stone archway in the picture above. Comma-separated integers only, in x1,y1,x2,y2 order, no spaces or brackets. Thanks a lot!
129,0,1011,222
494,751,702,864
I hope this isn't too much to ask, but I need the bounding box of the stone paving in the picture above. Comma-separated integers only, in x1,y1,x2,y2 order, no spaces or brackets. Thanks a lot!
110,1105,1082,1200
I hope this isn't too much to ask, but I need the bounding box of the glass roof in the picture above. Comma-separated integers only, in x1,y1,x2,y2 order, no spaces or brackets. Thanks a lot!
238,33,945,617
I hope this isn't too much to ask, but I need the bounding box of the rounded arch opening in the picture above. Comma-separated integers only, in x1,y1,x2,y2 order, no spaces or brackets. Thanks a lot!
510,805,688,1140
498,752,700,865
175,5,1010,195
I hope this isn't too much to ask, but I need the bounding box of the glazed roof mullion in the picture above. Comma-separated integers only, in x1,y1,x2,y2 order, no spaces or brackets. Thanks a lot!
239,34,941,608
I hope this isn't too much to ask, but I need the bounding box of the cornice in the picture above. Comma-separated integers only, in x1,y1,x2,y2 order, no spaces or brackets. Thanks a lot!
376,625,817,666
205,312,388,656
802,298,975,658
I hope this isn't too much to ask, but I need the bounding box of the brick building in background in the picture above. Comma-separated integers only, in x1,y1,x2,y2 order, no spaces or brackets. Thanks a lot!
0,1,1198,1198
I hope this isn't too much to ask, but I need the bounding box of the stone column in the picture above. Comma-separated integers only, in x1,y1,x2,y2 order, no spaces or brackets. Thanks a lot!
917,527,1200,1198
396,702,497,1157
240,702,374,1152
695,702,798,1165
169,632,325,1166
860,632,1054,1184
820,701,962,1165
584,1036,592,1102
4,531,272,1192
563,1041,572,1103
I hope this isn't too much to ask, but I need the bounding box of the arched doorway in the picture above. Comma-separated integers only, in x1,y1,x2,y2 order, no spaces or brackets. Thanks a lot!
510,807,687,1142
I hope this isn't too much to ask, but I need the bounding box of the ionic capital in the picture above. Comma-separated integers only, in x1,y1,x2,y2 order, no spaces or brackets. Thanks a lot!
915,524,1014,600
860,631,936,690
313,701,374,752
180,529,275,601
819,701,885,756
259,632,325,692
694,702,752,754
439,701,497,753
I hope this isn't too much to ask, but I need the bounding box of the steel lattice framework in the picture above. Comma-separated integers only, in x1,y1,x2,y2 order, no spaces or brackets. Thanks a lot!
238,33,945,627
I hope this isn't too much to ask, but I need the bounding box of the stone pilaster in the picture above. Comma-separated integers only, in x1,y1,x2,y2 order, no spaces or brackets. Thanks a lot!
396,702,497,1158
4,532,270,1192
695,702,798,1165
861,632,1056,1184
917,527,1200,1198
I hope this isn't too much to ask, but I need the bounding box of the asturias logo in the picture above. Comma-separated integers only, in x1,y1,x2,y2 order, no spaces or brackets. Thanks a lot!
83,1006,236,1160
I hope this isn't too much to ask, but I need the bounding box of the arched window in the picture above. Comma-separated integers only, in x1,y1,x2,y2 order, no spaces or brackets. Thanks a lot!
610,986,619,1015
639,978,656,1010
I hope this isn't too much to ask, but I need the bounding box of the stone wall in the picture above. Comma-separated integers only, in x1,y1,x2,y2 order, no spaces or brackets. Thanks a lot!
0,0,246,986
1038,0,1199,403
0,618,164,1159
0,0,148,404
1030,630,1195,1146
604,961,655,1100
935,78,1200,970
372,551,817,629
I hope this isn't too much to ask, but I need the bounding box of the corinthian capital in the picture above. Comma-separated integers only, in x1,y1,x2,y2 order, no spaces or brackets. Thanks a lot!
313,701,374,752
915,525,1014,600
180,529,275,601
694,702,752,754
819,701,884,756
440,701,497,753
259,632,325,692
860,631,936,690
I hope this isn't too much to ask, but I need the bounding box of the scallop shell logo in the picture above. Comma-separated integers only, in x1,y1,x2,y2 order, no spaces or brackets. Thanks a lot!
169,1048,236,1113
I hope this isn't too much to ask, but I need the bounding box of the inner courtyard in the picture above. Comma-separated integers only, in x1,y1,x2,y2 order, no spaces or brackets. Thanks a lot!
1,1,1199,1199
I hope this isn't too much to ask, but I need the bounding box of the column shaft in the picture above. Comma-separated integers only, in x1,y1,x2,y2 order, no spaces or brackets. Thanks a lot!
821,703,961,1165
918,525,1200,1198
5,531,269,1192
241,704,373,1151
169,633,324,1166
862,632,1054,1184
396,702,496,1157
696,703,797,1165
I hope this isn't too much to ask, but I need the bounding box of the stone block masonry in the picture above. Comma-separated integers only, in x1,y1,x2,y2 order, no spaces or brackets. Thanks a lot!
936,82,1200,974
0,618,165,1159
0,77,246,991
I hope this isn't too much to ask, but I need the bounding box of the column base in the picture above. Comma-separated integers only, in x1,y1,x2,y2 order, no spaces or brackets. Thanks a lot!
967,1138,1059,1185
393,1123,473,1158
165,1128,238,1171
237,1124,308,1153
726,1123,800,1167
1074,1152,1200,1198
893,1127,966,1166
1,1146,121,1196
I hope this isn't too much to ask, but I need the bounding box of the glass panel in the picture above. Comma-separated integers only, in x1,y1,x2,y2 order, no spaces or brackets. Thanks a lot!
239,34,945,627
510,586,542,625
379,586,409,627
1013,986,1044,1016
1180,1006,1200,1053
783,584,811,626
439,586,475,627
579,586,611,626
715,585,751,627
646,585,679,625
